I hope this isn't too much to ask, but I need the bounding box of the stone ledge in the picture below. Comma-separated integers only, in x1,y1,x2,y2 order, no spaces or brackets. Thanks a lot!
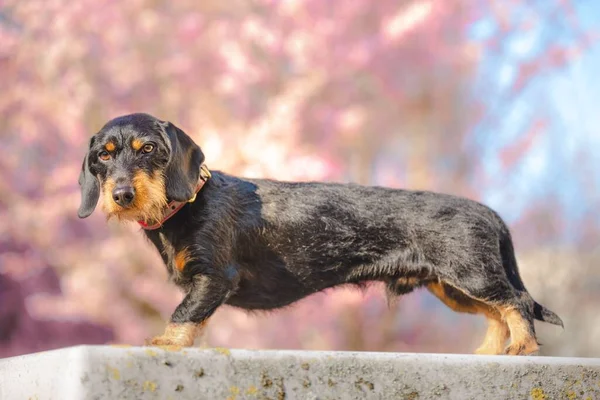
1,346,599,399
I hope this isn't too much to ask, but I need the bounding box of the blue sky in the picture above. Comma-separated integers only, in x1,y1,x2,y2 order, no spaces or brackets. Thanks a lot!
468,1,600,240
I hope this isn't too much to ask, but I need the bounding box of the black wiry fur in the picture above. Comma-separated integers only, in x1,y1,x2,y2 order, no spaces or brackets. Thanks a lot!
78,113,563,353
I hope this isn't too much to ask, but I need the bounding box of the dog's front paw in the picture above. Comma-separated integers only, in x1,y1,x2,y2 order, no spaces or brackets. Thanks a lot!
145,335,172,346
144,322,202,348
145,335,191,348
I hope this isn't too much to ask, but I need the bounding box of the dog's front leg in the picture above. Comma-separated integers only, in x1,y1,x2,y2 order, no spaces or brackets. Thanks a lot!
146,272,236,347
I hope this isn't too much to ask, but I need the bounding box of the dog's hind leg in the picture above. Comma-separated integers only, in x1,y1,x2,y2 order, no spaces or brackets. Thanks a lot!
427,282,510,355
429,277,539,356
475,317,510,355
496,293,539,356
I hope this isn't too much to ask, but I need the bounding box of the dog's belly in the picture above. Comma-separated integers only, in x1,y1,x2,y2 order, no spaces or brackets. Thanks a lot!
225,279,315,310
225,263,345,310
225,286,309,310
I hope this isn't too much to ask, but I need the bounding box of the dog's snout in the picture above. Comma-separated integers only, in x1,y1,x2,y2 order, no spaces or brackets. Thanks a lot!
112,186,135,207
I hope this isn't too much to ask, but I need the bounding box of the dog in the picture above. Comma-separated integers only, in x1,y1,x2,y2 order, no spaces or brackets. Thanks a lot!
77,113,563,355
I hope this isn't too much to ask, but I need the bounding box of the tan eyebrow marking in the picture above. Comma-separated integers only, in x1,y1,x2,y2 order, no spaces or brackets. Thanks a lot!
131,138,144,151
105,142,116,152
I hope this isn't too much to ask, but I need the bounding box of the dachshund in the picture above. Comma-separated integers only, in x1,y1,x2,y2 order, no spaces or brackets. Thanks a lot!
77,113,563,355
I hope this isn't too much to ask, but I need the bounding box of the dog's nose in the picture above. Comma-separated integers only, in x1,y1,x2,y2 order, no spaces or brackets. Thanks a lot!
112,186,135,207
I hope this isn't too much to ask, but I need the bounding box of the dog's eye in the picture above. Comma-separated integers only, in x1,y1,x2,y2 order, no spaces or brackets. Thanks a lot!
98,151,111,161
142,143,154,154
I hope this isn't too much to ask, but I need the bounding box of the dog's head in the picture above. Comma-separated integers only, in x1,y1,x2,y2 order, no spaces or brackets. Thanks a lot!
77,113,204,223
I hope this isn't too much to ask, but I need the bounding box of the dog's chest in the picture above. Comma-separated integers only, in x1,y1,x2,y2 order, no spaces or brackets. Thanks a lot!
158,233,185,284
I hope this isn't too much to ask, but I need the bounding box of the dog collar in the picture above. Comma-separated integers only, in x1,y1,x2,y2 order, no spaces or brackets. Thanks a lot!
138,164,212,230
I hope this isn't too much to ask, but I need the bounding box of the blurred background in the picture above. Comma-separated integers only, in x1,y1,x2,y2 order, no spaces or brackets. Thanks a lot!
1,0,599,359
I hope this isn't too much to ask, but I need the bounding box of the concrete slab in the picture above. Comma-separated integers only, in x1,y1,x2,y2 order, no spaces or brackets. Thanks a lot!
1,346,599,399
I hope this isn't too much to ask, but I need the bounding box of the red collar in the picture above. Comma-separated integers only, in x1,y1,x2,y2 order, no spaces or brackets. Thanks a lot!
138,164,212,230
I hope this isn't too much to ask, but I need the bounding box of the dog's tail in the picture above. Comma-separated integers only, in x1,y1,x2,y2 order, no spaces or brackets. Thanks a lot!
499,228,564,328
533,301,564,327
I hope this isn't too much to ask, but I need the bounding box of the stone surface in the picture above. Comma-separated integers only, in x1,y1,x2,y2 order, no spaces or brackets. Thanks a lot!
1,346,599,399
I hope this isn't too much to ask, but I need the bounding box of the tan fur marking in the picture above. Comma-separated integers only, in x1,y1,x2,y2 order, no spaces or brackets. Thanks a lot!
101,170,167,223
475,318,510,355
175,248,191,272
501,307,539,355
428,282,511,355
101,178,118,215
146,320,210,347
427,282,488,315
397,277,419,286
105,142,116,152
131,138,144,151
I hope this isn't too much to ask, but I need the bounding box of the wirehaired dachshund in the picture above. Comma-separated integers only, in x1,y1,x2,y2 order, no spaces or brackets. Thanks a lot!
77,113,563,355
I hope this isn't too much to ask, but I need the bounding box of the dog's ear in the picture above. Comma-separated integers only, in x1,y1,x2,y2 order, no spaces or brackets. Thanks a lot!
161,121,204,202
77,137,101,218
